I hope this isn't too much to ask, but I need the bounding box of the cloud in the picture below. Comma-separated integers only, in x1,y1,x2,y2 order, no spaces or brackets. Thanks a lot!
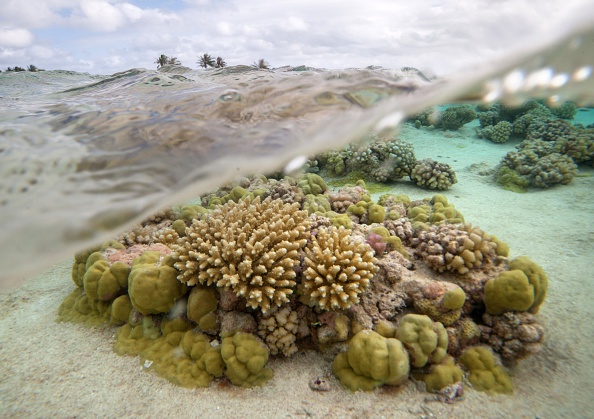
0,28,35,48
73,0,134,31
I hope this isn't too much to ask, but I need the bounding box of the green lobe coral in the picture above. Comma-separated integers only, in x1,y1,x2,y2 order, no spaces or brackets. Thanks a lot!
83,255,129,302
332,330,410,391
484,270,534,316
396,314,448,368
187,285,219,333
508,256,548,314
221,332,273,387
115,319,224,388
460,346,513,394
413,356,463,393
128,251,187,315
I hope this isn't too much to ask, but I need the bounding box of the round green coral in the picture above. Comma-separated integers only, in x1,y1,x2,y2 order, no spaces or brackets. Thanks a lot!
128,251,187,315
460,346,513,394
221,332,273,387
395,314,448,368
484,270,534,315
332,330,410,391
508,256,548,314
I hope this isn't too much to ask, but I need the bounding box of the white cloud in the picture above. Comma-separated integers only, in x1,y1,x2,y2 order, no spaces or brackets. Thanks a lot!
0,28,35,48
76,0,128,31
216,21,233,36
284,16,308,32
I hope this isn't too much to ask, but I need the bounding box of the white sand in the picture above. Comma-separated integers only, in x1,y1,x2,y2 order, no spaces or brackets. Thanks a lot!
1,121,593,418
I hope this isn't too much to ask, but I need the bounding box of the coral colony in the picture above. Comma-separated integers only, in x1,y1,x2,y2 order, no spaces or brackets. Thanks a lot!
57,99,594,396
59,185,543,394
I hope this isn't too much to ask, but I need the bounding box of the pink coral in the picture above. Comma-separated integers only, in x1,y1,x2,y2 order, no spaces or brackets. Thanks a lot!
366,232,387,255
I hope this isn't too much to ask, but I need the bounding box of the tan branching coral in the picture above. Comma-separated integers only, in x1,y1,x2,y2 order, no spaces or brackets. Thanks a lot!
153,226,179,246
302,226,378,310
172,196,310,313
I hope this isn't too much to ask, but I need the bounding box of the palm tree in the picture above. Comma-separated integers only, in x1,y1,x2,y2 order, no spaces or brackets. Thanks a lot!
198,53,215,69
27,64,38,72
155,54,168,68
215,56,226,68
252,58,269,69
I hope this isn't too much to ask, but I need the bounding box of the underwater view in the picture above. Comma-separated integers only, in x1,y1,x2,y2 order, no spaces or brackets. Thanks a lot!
1,3,594,419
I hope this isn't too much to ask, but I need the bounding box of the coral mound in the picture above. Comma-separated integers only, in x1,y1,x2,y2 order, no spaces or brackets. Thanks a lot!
410,158,457,191
172,196,311,312
302,226,378,310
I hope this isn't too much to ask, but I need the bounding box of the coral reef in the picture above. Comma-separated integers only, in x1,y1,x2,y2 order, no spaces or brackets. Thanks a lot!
59,174,549,394
172,196,310,312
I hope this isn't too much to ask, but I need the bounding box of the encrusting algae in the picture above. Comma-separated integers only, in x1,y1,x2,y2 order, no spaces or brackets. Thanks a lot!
57,171,549,396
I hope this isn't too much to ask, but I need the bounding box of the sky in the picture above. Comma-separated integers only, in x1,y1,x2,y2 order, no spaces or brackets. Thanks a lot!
0,0,590,75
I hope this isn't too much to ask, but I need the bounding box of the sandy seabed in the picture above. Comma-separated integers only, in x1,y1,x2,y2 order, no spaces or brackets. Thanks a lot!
1,120,593,419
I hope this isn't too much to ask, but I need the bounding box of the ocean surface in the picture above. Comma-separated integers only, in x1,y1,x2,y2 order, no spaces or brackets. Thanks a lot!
1,20,594,288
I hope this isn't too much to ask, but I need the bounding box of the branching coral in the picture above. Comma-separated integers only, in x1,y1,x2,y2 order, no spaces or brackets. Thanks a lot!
302,226,378,310
316,134,416,182
478,121,513,143
435,105,477,130
410,159,457,191
172,196,310,313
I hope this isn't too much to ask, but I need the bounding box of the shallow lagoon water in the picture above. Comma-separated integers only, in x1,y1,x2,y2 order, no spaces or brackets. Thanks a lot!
0,16,594,419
